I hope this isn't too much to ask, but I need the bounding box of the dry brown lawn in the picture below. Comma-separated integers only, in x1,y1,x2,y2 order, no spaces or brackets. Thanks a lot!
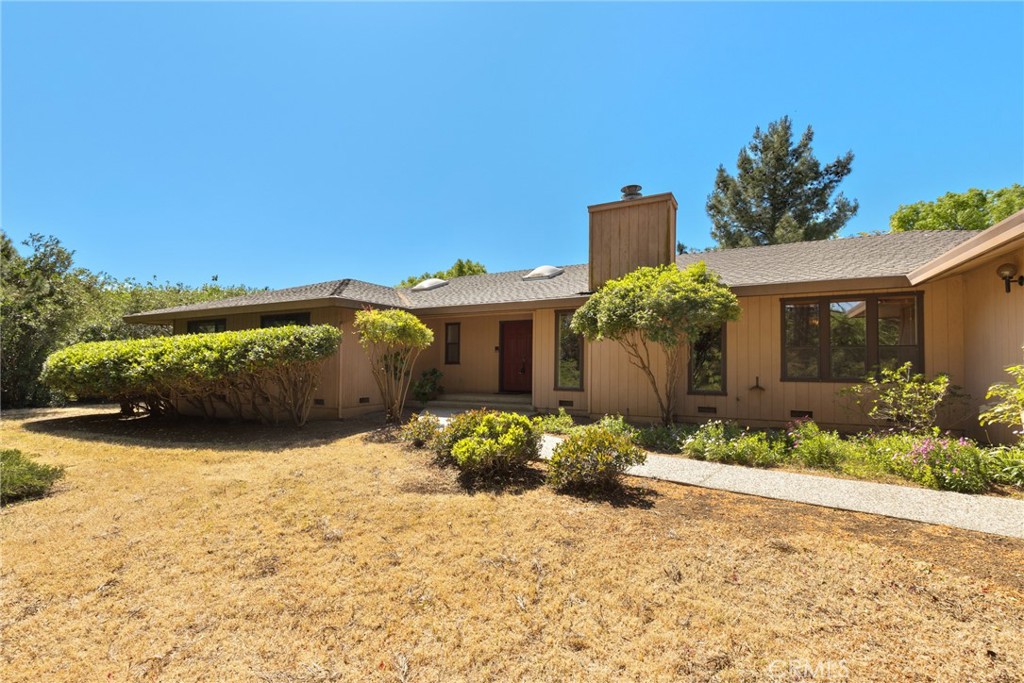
1,407,1022,682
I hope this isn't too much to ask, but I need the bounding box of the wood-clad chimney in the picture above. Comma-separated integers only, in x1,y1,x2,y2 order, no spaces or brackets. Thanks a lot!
588,186,678,291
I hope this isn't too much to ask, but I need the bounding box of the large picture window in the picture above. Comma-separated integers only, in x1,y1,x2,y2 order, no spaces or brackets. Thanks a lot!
689,325,726,394
782,294,922,381
445,323,461,364
555,311,583,390
260,312,311,328
187,318,227,334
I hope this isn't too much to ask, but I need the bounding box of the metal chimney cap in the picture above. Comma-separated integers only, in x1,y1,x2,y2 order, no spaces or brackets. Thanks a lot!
621,185,643,200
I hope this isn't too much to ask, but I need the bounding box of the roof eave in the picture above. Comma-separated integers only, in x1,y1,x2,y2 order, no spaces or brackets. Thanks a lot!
908,209,1024,285
123,296,374,325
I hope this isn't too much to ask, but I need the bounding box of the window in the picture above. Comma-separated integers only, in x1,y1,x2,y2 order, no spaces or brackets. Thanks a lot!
445,323,460,364
689,325,726,394
782,294,922,381
554,311,583,390
260,312,311,328
187,318,227,334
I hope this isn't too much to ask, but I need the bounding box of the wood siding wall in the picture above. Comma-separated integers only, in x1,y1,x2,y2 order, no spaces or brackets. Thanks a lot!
413,312,532,395
547,279,973,431
589,194,677,291
961,247,1024,442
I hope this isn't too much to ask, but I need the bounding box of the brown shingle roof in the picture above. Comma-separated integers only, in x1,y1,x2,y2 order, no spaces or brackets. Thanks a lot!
126,230,977,321
676,230,975,287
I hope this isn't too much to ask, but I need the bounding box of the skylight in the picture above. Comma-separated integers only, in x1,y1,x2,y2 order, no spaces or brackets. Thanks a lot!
411,277,448,292
522,265,564,281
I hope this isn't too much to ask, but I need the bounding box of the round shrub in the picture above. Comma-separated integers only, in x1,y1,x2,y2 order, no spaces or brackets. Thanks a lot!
547,425,646,490
434,410,540,475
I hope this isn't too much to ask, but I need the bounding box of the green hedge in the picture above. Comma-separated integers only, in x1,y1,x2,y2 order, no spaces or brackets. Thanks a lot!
41,325,342,426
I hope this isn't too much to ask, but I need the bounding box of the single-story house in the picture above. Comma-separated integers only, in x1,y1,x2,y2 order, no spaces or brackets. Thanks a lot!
126,189,1024,442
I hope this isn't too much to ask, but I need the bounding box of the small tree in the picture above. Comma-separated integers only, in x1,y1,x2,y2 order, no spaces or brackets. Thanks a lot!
979,359,1024,439
354,308,434,424
571,263,740,425
843,362,952,433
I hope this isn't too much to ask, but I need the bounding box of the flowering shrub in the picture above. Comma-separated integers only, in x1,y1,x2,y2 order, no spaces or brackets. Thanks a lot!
786,419,852,470
878,433,990,493
681,421,784,467
547,425,646,490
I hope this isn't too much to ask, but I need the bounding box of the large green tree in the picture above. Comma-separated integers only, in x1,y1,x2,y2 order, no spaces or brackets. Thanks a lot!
1,231,258,407
707,116,858,248
889,185,1024,232
1,233,93,406
398,258,486,288
571,263,740,425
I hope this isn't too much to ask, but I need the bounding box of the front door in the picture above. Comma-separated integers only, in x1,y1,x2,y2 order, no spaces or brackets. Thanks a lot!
500,320,532,393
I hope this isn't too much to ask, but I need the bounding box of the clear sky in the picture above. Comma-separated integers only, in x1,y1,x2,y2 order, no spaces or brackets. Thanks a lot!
3,2,1023,290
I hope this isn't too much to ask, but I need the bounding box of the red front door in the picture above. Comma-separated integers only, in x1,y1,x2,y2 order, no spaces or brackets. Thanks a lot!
500,321,533,393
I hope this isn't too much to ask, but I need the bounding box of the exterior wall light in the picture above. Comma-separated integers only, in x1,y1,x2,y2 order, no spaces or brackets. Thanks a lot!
996,262,1024,293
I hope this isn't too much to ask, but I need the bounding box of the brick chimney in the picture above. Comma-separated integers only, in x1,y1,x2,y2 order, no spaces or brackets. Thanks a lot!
588,186,678,291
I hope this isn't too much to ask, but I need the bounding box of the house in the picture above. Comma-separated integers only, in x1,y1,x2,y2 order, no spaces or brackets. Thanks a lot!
125,189,1024,442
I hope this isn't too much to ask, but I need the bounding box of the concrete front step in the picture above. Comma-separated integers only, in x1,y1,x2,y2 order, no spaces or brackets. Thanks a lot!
421,393,534,411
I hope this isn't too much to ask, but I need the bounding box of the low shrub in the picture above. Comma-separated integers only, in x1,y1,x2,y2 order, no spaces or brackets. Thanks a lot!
842,362,954,433
532,408,576,435
987,445,1024,488
400,412,442,449
680,420,742,461
868,433,990,493
1,449,65,505
592,414,638,440
411,368,444,405
547,425,646,490
433,409,540,475
786,420,851,471
634,424,693,453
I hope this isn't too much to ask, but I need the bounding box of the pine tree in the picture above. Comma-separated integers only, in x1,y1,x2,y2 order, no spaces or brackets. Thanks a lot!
707,116,858,248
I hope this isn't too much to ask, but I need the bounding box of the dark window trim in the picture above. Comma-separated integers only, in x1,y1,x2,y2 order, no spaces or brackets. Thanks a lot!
554,309,585,392
186,318,227,334
780,292,924,383
444,322,461,365
688,323,727,396
260,311,311,328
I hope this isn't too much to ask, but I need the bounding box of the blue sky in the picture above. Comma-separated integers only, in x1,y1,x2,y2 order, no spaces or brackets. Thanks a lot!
3,2,1022,290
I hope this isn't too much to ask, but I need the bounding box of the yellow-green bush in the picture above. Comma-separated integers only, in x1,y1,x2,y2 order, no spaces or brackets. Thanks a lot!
547,425,646,490
41,325,341,425
433,409,540,475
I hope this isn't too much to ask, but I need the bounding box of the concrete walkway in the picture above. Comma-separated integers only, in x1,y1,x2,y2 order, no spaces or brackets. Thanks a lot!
538,435,1024,539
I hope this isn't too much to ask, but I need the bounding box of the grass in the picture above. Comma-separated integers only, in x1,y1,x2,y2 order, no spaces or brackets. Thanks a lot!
1,406,1023,681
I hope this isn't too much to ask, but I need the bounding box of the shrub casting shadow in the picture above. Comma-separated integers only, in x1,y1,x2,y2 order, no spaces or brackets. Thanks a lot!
454,464,548,497
21,409,378,453
554,481,660,509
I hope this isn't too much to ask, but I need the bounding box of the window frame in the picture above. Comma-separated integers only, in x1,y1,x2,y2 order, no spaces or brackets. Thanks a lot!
186,318,227,334
554,310,584,392
780,292,924,382
260,311,311,328
688,324,727,396
444,323,461,365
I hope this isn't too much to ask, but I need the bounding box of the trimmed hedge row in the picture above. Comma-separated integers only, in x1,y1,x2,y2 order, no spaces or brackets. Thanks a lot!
41,325,342,425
